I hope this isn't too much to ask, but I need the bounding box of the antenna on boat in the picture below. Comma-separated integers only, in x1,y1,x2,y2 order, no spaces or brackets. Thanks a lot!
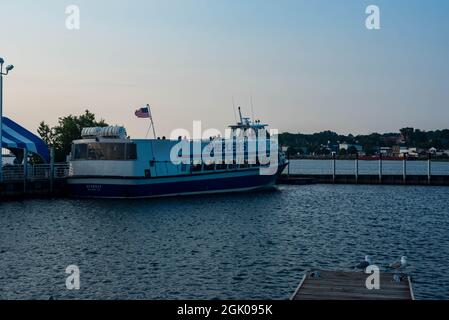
250,95,255,123
238,106,243,124
232,96,238,124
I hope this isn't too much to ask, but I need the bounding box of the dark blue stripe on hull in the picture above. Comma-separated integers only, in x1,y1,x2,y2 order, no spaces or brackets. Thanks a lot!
69,173,278,198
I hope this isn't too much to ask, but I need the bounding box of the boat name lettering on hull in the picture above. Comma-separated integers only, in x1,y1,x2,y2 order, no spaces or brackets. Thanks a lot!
86,184,102,192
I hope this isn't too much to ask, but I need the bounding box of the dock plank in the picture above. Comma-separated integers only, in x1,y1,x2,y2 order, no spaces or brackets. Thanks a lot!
291,270,413,300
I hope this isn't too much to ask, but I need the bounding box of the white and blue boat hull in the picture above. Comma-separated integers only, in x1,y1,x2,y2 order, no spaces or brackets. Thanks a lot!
67,165,286,199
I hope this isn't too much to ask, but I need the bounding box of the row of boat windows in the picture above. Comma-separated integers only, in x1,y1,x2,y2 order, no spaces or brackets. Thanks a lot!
72,142,272,161
72,143,137,161
190,163,262,172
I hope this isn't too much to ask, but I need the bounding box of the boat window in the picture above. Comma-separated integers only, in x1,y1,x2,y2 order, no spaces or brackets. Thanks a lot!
101,143,125,160
73,144,88,160
88,143,106,160
126,143,137,160
72,143,137,160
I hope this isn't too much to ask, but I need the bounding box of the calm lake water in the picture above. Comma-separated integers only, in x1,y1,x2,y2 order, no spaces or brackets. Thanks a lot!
287,159,449,175
1,184,449,300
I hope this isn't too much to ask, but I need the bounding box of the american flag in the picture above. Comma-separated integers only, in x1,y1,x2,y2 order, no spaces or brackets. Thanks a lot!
135,105,151,118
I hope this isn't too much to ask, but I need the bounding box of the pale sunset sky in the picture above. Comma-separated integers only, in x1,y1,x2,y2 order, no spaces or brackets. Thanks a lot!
1,0,449,138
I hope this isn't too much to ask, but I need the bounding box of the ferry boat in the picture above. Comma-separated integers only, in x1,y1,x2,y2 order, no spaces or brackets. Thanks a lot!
67,113,287,198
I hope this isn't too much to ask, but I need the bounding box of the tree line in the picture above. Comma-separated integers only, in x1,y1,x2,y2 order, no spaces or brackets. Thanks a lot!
279,128,449,156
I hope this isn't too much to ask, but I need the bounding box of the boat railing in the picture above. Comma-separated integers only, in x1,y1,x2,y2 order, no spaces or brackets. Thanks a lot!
1,163,70,182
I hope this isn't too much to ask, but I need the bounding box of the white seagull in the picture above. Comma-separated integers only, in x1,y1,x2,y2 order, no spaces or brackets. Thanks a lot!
355,255,372,270
388,256,407,270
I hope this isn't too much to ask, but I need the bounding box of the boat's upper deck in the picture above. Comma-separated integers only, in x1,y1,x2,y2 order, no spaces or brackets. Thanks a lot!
69,113,284,178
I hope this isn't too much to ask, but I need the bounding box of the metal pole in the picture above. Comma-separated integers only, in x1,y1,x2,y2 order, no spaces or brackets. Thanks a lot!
0,71,3,184
427,152,431,185
332,153,336,183
355,153,359,184
50,147,55,193
403,154,407,184
147,104,157,139
23,148,28,193
379,153,383,184
0,59,14,184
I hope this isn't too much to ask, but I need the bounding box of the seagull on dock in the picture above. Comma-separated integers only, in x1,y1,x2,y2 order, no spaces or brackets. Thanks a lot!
355,255,372,271
388,256,407,270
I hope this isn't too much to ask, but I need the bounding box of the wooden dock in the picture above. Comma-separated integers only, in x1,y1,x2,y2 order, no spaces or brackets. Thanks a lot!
280,155,449,186
0,163,69,200
291,270,414,300
0,179,68,199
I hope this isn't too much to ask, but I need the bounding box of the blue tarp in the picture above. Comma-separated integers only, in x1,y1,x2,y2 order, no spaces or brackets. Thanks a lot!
1,116,50,163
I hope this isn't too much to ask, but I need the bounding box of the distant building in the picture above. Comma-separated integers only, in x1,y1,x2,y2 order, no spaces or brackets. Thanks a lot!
416,148,428,156
339,143,349,151
407,148,419,158
380,147,393,157
339,143,363,154
381,134,405,145
392,145,400,157
429,147,446,157
392,146,418,158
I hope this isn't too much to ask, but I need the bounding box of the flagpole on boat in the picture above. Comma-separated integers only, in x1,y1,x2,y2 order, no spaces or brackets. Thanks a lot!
147,104,156,139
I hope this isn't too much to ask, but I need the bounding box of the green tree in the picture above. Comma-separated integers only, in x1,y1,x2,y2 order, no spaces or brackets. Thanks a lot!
400,127,414,146
286,146,298,157
347,146,358,155
37,122,53,146
38,110,108,162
